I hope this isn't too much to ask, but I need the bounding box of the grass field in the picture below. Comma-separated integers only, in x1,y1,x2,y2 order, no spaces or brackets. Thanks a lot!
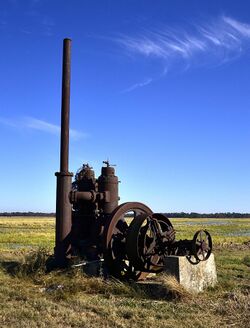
0,217,249,327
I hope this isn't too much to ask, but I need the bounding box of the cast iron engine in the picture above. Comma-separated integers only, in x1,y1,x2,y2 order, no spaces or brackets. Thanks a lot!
68,161,212,280
53,38,212,281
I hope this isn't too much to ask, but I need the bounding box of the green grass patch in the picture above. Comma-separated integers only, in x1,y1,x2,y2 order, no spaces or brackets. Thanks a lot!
0,217,249,327
171,218,250,244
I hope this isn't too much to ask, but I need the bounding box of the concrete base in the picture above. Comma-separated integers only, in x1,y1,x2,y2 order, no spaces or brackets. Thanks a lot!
163,253,217,293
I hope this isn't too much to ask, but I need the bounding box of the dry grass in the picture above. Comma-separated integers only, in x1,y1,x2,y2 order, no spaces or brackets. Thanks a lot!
0,217,249,327
155,274,192,300
0,247,249,328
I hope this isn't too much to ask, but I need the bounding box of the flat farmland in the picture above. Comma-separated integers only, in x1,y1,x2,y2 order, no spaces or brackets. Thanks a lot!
0,216,249,251
0,217,249,328
0,217,55,251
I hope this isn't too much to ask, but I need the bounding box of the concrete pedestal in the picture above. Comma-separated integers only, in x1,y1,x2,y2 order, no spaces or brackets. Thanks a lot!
163,253,217,293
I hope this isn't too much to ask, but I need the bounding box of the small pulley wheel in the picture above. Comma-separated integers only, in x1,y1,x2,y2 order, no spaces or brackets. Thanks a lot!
126,213,175,273
192,230,212,262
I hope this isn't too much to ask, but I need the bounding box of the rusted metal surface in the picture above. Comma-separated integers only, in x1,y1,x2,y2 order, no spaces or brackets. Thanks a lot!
126,213,212,273
126,213,175,273
70,161,120,264
192,230,212,262
97,162,119,215
55,172,73,266
53,38,213,277
103,202,153,280
54,38,73,267
60,38,71,173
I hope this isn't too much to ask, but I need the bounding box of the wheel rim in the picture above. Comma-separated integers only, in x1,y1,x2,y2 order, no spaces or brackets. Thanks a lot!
126,213,175,273
104,202,153,280
192,230,212,261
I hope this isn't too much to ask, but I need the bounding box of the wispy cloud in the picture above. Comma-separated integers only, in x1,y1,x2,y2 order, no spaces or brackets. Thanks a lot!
114,15,250,77
0,116,87,141
122,78,152,93
26,117,86,140
0,117,18,128
223,16,250,37
26,117,61,135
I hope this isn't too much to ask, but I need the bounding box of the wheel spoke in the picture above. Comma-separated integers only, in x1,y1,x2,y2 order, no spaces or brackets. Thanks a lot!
192,230,212,262
199,231,203,242
105,202,153,280
116,219,128,234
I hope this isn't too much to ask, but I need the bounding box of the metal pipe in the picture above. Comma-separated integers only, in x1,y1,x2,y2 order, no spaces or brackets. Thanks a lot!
70,191,96,203
69,190,110,203
54,38,73,267
60,38,71,173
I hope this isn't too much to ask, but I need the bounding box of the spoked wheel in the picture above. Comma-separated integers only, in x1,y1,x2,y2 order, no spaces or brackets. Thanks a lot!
104,202,153,280
126,213,175,273
192,230,212,262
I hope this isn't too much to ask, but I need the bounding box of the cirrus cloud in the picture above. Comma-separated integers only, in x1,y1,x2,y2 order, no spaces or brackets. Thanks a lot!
0,116,88,141
113,15,250,91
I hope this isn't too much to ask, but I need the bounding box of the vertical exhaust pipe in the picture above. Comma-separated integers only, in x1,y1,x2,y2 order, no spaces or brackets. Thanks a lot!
54,38,73,266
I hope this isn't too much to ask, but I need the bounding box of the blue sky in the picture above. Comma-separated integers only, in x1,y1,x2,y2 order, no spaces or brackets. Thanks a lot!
0,0,250,213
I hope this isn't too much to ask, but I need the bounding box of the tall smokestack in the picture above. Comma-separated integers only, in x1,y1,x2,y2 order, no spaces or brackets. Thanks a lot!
54,38,73,266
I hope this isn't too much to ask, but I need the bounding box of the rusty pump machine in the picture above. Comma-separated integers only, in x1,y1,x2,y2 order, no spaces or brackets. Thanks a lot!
54,39,212,280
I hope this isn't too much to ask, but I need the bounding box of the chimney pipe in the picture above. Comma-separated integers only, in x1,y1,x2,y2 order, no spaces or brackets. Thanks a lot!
54,38,73,266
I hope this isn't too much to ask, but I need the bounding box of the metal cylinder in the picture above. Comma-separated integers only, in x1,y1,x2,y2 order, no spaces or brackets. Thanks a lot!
54,38,73,267
55,171,73,265
70,190,96,203
98,165,119,214
60,38,71,173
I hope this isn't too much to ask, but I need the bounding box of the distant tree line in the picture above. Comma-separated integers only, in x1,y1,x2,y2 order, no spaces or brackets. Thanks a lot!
0,212,55,217
164,212,250,218
0,212,249,218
